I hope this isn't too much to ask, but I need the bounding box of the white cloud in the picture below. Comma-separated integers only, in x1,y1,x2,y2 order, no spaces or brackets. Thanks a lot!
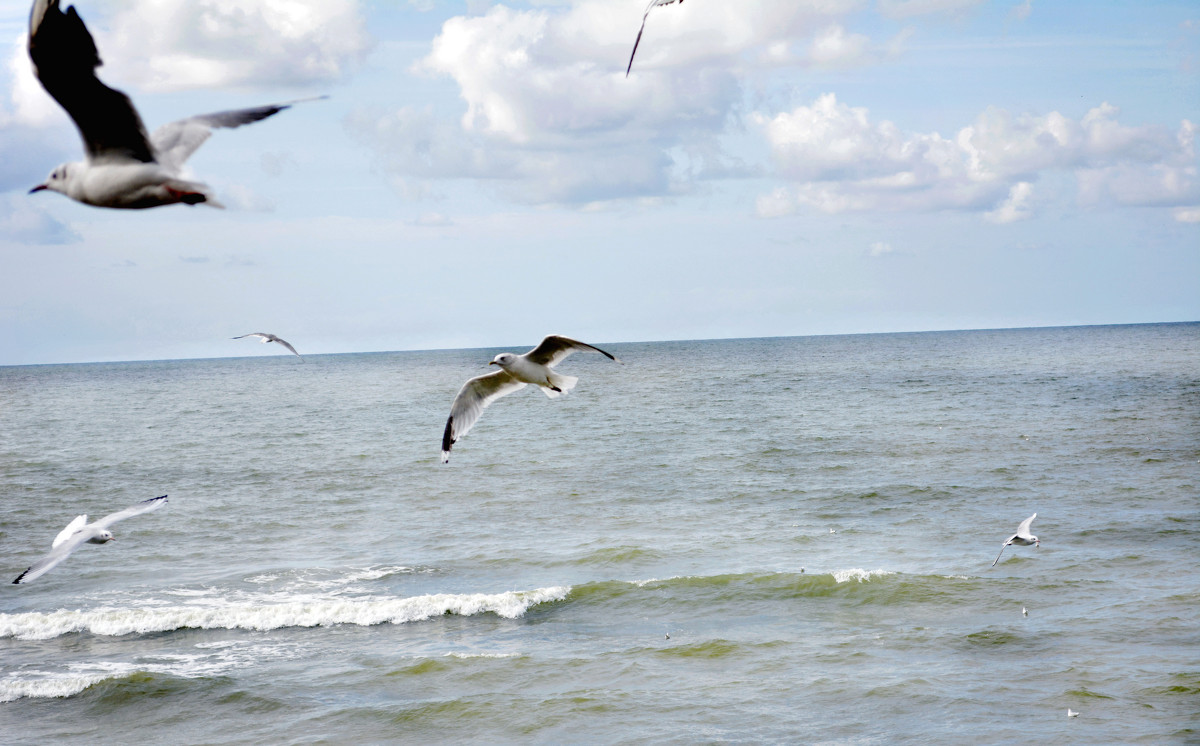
754,94,1199,220
1173,206,1200,223
984,181,1034,223
88,0,372,92
350,0,869,204
808,24,871,67
1010,0,1033,22
868,240,894,256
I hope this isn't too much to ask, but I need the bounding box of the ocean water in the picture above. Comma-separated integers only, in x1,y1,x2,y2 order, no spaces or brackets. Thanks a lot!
0,324,1197,744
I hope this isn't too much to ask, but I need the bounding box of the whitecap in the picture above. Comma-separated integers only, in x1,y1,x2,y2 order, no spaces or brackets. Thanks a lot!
831,568,896,584
0,586,570,641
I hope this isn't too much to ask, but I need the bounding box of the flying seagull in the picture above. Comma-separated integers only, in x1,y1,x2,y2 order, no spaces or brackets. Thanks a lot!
27,0,322,208
991,513,1039,567
441,335,621,463
626,0,683,77
12,495,167,584
233,333,302,359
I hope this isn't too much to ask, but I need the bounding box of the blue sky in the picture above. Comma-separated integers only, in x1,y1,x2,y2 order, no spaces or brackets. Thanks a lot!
0,0,1196,365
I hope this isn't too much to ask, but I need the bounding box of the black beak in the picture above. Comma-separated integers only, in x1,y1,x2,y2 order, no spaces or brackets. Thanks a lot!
29,184,47,193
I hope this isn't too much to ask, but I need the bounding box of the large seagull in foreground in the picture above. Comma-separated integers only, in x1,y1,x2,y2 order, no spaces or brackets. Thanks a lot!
441,336,621,463
27,0,320,209
12,495,167,584
626,0,683,77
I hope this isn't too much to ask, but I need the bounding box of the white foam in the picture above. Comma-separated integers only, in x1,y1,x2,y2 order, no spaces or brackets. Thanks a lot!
0,672,111,703
0,586,570,641
831,568,896,584
443,652,521,659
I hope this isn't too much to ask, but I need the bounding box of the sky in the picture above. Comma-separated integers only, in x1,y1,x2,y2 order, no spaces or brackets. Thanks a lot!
0,0,1196,365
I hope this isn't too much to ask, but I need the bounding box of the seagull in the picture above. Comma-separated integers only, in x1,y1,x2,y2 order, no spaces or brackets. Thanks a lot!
27,0,321,209
626,0,683,77
1067,709,1079,718
992,513,1039,567
233,333,302,359
12,495,167,584
440,335,621,463
1022,606,1028,617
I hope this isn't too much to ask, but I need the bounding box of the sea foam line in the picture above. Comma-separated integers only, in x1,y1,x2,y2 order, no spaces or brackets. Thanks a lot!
831,568,895,584
0,586,570,641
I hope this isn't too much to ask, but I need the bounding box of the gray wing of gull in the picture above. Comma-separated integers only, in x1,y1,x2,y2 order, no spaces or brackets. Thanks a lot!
29,0,155,164
151,97,326,172
441,370,527,462
13,528,95,584
626,0,682,77
524,335,619,367
1016,513,1037,540
269,337,302,358
91,494,167,530
991,536,1016,567
233,333,272,340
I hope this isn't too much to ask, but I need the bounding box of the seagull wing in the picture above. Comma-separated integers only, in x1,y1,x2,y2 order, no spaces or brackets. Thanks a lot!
1016,513,1037,540
524,335,620,367
626,0,681,77
151,97,324,172
991,534,1016,567
441,370,527,462
28,0,155,164
12,528,95,584
233,333,271,341
91,495,167,530
51,514,88,548
270,337,302,358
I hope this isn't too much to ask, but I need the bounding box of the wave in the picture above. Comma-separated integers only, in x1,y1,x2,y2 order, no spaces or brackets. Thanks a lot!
0,586,569,642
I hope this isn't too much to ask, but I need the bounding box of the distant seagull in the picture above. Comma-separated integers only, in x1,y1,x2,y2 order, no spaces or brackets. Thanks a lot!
626,0,683,77
1022,606,1028,617
12,495,167,584
1067,709,1080,718
441,335,621,463
233,333,302,359
27,0,322,208
992,513,1039,567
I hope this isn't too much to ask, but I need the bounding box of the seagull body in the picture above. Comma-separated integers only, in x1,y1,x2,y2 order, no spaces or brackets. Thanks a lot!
992,513,1039,567
440,335,621,463
1067,709,1079,718
12,495,167,584
233,333,302,359
626,0,683,76
27,0,318,209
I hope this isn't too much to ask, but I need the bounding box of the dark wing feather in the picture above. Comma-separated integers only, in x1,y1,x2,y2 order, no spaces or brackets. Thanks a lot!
525,335,619,367
29,0,155,163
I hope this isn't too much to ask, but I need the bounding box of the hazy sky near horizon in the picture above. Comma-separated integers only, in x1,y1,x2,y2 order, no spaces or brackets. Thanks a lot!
0,0,1196,365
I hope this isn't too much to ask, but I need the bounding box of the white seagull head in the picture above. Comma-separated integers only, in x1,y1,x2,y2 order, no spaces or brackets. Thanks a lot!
490,353,517,368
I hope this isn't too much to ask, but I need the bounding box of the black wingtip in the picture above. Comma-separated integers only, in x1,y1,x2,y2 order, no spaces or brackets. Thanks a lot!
441,416,455,460
144,494,168,504
13,569,29,584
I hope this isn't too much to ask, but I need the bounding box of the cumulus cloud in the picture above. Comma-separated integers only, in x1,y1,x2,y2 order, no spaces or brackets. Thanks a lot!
754,94,1198,220
349,0,865,205
38,0,373,93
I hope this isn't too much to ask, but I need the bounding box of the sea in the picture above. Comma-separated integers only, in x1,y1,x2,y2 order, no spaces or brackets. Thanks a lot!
0,323,1196,744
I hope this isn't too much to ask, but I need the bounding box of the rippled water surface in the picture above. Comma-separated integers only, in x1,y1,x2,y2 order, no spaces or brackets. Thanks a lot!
1,324,1197,743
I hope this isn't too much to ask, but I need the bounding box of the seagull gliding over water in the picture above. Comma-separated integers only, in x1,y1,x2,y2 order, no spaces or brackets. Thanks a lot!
27,0,319,209
441,335,621,463
233,333,302,359
12,495,167,584
992,513,1039,567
